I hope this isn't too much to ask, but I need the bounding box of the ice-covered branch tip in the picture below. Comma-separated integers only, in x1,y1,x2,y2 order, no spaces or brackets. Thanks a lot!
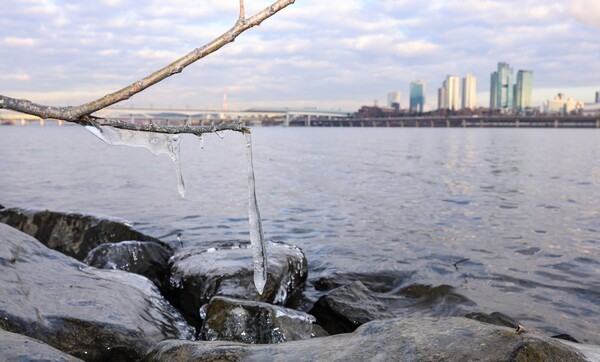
0,0,295,131
91,118,251,136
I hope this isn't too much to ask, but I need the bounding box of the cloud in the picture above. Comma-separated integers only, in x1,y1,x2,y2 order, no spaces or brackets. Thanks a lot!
2,37,37,47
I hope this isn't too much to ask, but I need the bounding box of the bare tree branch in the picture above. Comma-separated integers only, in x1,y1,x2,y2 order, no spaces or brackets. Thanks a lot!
0,0,294,135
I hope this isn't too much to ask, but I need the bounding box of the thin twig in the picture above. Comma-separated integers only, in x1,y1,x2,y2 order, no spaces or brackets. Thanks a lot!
0,0,295,134
452,258,470,271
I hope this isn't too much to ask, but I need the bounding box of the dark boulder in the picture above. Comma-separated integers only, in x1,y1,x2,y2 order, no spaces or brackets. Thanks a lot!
200,296,326,344
84,240,172,291
0,207,162,261
465,311,520,329
145,317,590,361
169,241,307,329
0,223,194,361
309,281,393,334
0,328,83,362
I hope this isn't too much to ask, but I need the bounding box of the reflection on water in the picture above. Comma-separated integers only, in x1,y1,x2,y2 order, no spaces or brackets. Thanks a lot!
0,126,598,343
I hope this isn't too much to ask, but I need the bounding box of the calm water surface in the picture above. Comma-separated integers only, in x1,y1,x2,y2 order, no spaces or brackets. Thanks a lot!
0,126,599,343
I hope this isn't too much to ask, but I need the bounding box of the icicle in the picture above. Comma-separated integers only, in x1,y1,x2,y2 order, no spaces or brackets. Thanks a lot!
215,130,229,139
86,125,185,198
245,132,268,295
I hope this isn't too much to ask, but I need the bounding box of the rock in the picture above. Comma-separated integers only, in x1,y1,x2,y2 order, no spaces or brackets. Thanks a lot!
169,241,307,329
0,207,162,261
145,317,589,362
84,241,172,291
309,281,393,335
310,271,476,319
0,328,83,362
465,311,520,329
200,296,326,344
0,223,194,361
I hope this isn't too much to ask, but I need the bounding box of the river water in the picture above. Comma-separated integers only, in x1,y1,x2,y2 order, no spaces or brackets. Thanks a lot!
1,126,599,343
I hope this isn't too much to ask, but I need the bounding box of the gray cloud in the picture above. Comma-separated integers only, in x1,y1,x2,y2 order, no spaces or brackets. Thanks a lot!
0,0,598,111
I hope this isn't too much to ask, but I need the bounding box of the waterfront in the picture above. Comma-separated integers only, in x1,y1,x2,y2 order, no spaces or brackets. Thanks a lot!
0,126,599,344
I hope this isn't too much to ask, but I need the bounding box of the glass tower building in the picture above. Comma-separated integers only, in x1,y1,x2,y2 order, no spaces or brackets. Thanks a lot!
409,81,426,113
514,70,533,113
490,62,514,113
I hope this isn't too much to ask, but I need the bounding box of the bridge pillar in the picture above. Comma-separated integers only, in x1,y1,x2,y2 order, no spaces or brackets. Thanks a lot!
284,113,290,127
554,119,559,128
446,119,450,128
515,119,520,128
185,115,191,125
306,114,311,127
597,119,600,128
430,120,434,127
462,119,466,128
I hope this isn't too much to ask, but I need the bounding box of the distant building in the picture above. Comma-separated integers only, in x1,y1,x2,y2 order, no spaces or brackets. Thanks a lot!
596,91,600,103
490,62,514,113
438,80,447,110
446,75,460,110
514,70,533,113
409,81,426,113
462,73,476,110
387,91,401,110
543,93,582,115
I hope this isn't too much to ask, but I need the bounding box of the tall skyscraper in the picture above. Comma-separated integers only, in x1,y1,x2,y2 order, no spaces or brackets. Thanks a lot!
462,73,476,110
596,91,600,103
446,75,460,110
490,62,514,113
438,80,447,110
387,91,401,110
409,81,426,113
514,70,533,112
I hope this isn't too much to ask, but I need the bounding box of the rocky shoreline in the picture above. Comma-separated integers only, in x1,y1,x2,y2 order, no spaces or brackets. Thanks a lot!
0,206,598,361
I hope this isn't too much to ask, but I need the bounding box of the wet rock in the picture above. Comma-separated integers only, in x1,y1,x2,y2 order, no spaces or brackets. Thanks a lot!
311,272,476,324
200,296,326,344
145,317,589,362
0,207,161,261
169,241,307,329
312,270,415,293
0,328,83,362
84,241,172,291
0,223,194,361
465,311,520,329
309,281,393,335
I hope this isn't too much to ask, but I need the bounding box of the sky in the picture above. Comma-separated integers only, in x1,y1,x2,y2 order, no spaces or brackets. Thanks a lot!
1,0,599,112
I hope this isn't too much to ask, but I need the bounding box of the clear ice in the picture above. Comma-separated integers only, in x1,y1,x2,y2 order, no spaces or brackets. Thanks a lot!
86,125,186,198
245,132,268,295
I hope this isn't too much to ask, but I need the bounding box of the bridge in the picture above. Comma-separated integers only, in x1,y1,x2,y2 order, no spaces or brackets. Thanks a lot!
316,115,600,128
2,108,599,128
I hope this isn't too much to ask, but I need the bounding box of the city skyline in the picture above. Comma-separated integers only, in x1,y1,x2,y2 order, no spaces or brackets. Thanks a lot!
1,1,599,111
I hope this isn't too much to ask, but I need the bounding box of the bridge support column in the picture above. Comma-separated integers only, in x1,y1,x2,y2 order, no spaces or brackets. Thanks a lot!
597,119,600,128
185,115,191,126
554,120,559,128
446,119,450,128
284,113,290,127
515,119,520,128
462,119,466,128
306,115,311,127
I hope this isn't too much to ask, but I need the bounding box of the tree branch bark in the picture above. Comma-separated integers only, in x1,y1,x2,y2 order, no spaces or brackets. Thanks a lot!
0,0,294,135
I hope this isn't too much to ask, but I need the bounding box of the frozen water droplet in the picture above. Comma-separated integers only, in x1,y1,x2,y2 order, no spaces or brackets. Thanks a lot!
199,304,208,319
245,132,268,295
215,130,228,139
197,134,205,149
177,233,183,248
86,125,186,198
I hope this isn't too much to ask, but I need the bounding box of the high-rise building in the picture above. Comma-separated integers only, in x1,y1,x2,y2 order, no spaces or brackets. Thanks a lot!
438,80,447,110
446,75,460,110
514,70,533,113
490,62,514,113
409,81,426,113
596,91,600,103
462,73,476,110
387,91,401,110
